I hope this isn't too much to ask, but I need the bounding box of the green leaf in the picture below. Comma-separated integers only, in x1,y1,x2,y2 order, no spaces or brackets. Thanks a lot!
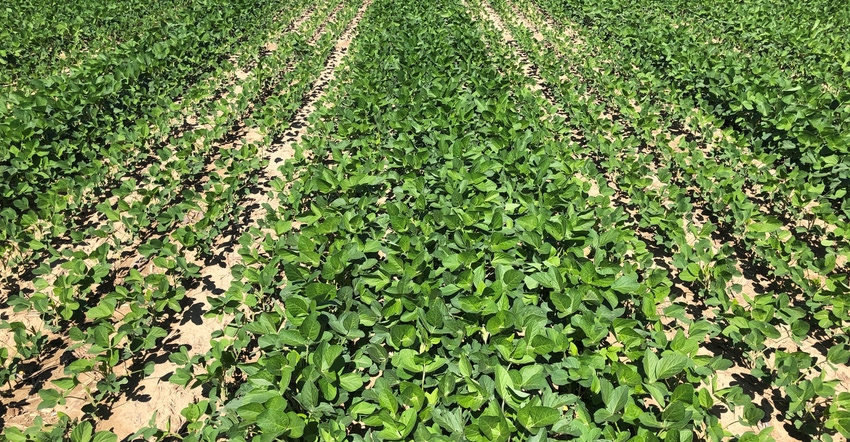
2,427,25,442
748,218,782,233
502,269,524,289
70,422,93,442
679,263,701,282
741,402,765,426
299,381,318,410
350,401,378,417
662,400,686,423
304,282,336,300
390,324,416,349
339,372,364,392
656,353,689,380
86,298,117,320
442,253,461,271
698,388,714,409
611,274,640,294
52,377,77,391
605,385,630,414
478,415,509,442
593,408,617,424
432,407,464,433
92,432,117,442
458,353,473,378
486,311,515,335
143,326,168,350
168,367,193,387
517,406,561,430
391,348,421,373
826,410,850,438
37,388,63,409
671,384,694,405
378,385,399,415
257,402,289,436
278,330,307,346
644,382,669,409
494,365,513,401
319,343,343,371
643,348,660,382
96,202,120,222
299,313,321,342
828,344,850,365
517,214,540,231
400,382,426,412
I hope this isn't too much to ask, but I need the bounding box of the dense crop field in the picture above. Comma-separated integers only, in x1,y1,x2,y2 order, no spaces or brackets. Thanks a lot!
1,0,848,440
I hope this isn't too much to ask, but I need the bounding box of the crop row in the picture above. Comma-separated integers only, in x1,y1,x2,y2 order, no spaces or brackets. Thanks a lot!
161,0,753,439
523,0,849,339
0,0,301,273
534,0,850,215
0,0,360,438
495,0,850,438
0,0,197,84
2,0,847,440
